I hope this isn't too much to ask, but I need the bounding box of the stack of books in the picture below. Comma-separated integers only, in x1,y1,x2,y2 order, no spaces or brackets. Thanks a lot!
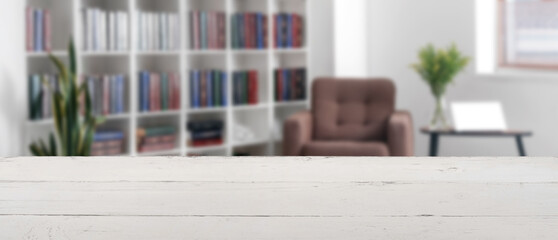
138,71,181,112
187,120,224,147
82,74,126,116
233,70,259,105
189,70,227,109
136,126,177,153
91,131,125,156
274,68,307,102
231,13,268,49
189,11,226,50
28,74,58,120
26,7,51,52
137,11,180,51
82,8,129,51
274,13,304,48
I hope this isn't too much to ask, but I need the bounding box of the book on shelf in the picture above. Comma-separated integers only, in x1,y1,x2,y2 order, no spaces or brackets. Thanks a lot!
231,13,268,49
138,71,181,113
91,131,125,156
28,74,61,121
26,7,51,52
187,120,224,147
82,8,128,51
233,70,259,105
274,13,304,48
190,11,226,50
189,70,227,109
274,68,307,102
81,74,126,116
137,11,180,51
136,126,177,153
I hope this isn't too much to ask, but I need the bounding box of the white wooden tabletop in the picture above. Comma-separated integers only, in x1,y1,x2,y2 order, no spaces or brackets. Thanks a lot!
1,157,557,239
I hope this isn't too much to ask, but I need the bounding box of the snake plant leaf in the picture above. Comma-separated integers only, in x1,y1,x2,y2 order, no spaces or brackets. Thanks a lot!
68,38,77,77
49,133,57,156
29,143,45,156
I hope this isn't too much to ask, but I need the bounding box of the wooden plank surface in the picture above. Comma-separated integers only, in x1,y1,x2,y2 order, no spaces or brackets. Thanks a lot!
1,157,558,239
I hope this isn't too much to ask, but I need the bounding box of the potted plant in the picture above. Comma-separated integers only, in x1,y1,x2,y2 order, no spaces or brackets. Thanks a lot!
411,43,470,129
29,39,104,156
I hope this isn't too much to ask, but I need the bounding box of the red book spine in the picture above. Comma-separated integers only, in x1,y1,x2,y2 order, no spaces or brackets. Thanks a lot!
276,70,283,101
252,14,257,49
156,74,161,111
103,75,110,115
26,7,34,51
208,12,214,49
149,73,157,111
249,70,258,104
218,13,225,49
44,10,51,51
193,11,200,49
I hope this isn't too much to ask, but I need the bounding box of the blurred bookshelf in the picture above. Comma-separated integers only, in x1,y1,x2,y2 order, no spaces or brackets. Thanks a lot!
24,0,311,157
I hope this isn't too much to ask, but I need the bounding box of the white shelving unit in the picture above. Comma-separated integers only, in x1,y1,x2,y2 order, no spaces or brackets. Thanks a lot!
24,0,311,157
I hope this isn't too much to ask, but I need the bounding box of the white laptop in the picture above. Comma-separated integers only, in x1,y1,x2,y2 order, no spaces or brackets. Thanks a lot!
450,101,508,132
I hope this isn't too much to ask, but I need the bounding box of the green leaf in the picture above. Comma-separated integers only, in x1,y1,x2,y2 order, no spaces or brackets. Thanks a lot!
49,133,57,156
69,38,77,77
29,143,44,156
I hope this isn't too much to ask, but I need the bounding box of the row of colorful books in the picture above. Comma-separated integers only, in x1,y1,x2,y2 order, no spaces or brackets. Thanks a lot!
26,7,51,52
83,74,127,116
92,131,125,156
189,70,228,108
189,11,226,50
231,13,268,49
187,120,224,147
28,74,58,120
82,8,129,51
138,71,181,112
137,12,180,51
136,126,177,153
233,70,259,105
275,68,307,101
274,13,304,48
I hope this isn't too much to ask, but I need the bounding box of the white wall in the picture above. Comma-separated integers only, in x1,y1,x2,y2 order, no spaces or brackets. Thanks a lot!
333,0,367,77
367,0,558,156
0,1,26,156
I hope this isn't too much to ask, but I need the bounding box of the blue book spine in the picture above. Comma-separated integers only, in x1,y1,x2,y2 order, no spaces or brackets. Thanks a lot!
256,13,264,49
34,9,42,51
190,71,196,108
276,15,282,48
140,71,149,112
238,15,244,48
282,70,289,100
206,71,213,107
118,75,124,113
94,131,124,142
193,71,200,108
287,14,293,48
139,72,144,111
221,72,227,106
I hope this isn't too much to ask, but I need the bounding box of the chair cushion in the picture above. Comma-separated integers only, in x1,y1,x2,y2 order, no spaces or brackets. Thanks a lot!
312,78,395,141
302,141,390,156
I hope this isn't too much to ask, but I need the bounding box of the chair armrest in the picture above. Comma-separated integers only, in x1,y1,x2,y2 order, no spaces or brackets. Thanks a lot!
387,111,414,156
283,111,313,156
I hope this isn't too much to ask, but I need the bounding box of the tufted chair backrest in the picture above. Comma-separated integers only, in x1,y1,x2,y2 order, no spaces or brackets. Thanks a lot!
311,78,395,141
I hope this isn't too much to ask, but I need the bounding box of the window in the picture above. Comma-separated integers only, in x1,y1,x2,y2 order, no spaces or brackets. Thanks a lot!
499,0,558,69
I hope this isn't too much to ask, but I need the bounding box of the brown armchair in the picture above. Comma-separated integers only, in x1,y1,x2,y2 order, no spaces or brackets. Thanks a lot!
283,78,414,156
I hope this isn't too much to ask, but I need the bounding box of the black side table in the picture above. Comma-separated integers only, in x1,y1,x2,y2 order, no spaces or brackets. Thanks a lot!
421,127,533,157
